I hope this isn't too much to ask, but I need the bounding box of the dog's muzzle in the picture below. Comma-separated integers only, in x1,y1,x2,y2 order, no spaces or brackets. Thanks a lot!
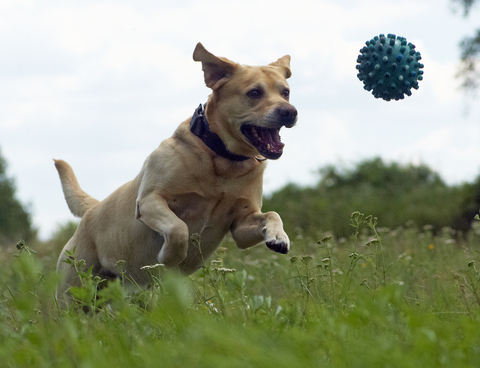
241,105,297,160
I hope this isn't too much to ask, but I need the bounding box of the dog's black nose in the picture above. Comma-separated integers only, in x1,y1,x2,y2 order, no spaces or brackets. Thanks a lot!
278,105,297,128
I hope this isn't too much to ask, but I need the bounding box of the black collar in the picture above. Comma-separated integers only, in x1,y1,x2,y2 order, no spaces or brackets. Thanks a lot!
190,104,250,162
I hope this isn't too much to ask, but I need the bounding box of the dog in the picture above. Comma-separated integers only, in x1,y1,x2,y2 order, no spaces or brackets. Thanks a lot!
54,43,297,302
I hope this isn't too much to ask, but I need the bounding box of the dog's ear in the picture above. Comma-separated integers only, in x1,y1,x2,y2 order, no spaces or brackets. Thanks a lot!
270,55,292,79
193,43,237,90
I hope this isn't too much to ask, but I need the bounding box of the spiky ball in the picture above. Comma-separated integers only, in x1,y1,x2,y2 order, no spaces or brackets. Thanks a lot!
356,34,424,101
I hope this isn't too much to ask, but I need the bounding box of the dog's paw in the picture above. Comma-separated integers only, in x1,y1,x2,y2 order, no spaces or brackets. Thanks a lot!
266,239,289,254
264,227,290,254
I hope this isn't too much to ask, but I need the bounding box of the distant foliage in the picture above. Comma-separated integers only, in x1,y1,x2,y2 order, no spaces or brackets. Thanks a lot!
0,149,35,246
452,0,477,15
46,221,78,253
264,158,477,238
451,0,480,93
35,221,78,264
451,175,480,232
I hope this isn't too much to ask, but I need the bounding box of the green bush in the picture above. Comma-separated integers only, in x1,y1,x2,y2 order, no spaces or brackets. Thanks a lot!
264,157,476,238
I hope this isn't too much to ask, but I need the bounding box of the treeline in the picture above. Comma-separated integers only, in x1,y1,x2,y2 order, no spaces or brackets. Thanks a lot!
0,150,35,246
263,157,480,238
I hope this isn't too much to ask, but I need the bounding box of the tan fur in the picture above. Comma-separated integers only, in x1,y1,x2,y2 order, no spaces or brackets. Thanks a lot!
55,43,297,304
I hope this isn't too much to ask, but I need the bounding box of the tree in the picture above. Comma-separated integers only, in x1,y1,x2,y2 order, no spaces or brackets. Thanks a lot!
451,175,480,232
0,149,36,245
452,0,480,92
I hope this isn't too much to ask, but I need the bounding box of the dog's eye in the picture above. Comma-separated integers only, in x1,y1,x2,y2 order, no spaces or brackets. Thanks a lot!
283,89,290,99
247,88,263,99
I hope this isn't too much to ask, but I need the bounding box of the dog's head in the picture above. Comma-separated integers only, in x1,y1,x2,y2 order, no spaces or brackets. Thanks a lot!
193,43,297,160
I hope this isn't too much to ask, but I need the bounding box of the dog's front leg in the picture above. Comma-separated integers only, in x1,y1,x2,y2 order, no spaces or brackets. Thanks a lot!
136,193,189,267
231,211,290,254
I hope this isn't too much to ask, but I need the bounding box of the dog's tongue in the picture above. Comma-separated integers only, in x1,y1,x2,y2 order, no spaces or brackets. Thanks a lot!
261,128,284,153
241,125,285,159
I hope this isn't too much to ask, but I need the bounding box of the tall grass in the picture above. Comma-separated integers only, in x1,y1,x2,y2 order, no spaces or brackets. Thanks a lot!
1,213,480,367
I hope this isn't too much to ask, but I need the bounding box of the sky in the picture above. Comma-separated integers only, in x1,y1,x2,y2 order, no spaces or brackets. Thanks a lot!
1,0,480,240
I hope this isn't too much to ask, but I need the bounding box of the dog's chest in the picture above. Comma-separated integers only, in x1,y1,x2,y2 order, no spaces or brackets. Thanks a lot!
167,191,235,234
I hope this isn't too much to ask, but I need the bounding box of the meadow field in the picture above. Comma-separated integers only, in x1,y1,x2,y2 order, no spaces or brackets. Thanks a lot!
1,212,480,367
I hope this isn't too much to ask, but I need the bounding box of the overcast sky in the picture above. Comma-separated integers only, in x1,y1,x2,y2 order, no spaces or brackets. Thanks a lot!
2,0,480,240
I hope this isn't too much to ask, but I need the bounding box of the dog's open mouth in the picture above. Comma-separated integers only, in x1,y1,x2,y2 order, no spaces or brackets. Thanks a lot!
241,125,285,160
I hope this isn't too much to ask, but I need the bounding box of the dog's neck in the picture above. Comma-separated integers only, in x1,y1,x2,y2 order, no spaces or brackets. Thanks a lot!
190,104,251,162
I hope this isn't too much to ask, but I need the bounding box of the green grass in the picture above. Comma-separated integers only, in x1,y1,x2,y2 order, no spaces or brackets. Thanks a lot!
1,213,480,367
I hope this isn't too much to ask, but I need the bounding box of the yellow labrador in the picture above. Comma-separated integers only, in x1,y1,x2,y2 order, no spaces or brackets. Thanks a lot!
54,43,297,299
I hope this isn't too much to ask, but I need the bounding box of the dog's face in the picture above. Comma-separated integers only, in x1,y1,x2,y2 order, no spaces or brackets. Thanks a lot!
193,43,298,160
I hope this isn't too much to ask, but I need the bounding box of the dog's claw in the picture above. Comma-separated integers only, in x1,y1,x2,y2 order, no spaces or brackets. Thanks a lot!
265,227,290,254
266,239,289,254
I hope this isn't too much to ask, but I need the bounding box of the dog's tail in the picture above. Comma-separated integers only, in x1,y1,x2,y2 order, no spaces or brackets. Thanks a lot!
54,159,100,218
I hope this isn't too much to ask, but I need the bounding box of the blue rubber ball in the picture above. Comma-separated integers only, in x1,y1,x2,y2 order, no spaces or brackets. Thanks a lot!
356,34,424,101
